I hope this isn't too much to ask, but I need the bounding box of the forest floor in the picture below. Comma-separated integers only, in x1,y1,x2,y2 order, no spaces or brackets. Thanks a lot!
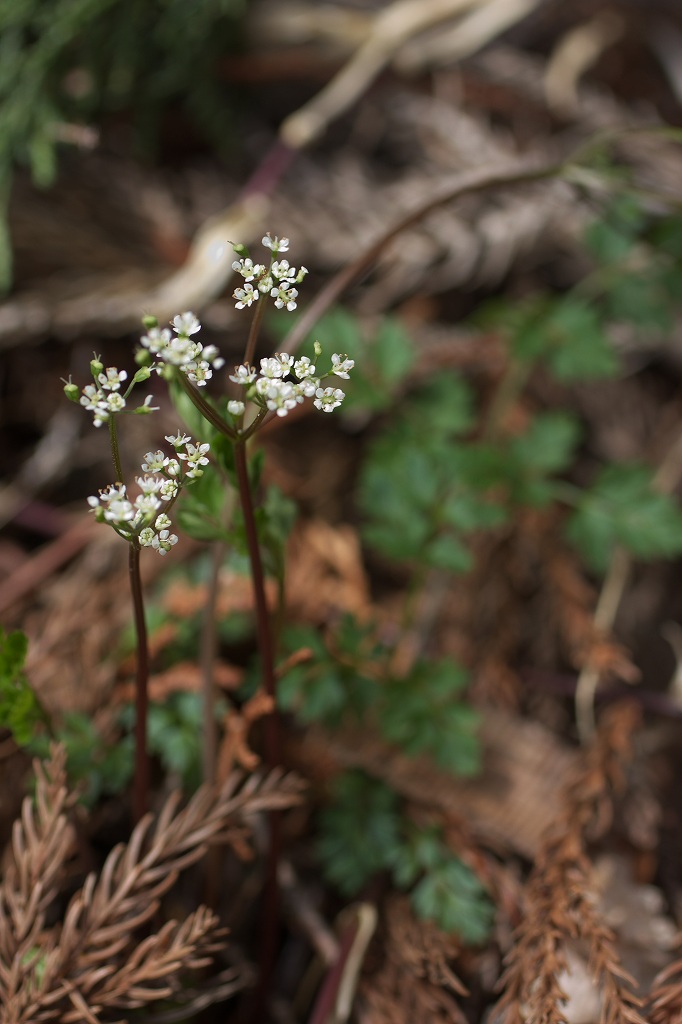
3,2,682,1022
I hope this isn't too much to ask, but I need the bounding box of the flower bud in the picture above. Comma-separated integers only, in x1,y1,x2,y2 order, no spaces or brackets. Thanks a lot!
135,348,152,366
141,314,158,330
132,366,151,383
90,355,104,376
62,380,80,403
231,241,250,259
313,340,322,357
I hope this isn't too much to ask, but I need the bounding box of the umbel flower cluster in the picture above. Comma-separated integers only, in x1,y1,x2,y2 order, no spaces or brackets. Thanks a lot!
140,311,225,387
87,433,210,554
232,233,308,311
228,349,353,420
76,359,157,428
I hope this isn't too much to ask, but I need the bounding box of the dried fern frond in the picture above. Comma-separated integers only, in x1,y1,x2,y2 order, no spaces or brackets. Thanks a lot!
495,703,646,1024
650,951,682,1024
0,749,304,1024
0,746,74,995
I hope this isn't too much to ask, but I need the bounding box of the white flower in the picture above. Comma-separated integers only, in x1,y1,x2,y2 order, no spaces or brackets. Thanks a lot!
260,356,286,379
155,513,172,531
104,498,136,523
201,345,224,369
136,475,163,495
172,312,201,336
263,380,302,417
135,395,159,414
294,356,316,379
230,364,256,385
152,529,178,555
98,367,128,391
99,484,127,503
262,234,289,253
270,284,298,311
185,360,212,386
314,386,345,413
139,527,155,547
135,492,162,516
159,478,179,500
234,284,259,309
141,450,168,472
179,442,210,469
330,353,355,379
232,258,264,281
165,431,191,448
271,260,294,281
140,327,171,354
276,352,294,373
228,400,245,416
257,274,274,294
105,393,126,414
294,377,319,399
166,458,181,477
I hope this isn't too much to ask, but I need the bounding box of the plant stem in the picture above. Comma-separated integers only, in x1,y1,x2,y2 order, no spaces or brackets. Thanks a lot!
233,438,282,1020
109,414,124,481
128,541,150,823
233,441,280,762
201,541,225,786
243,295,267,368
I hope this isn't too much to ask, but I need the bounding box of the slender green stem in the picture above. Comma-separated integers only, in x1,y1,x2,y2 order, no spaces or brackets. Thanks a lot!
128,542,150,823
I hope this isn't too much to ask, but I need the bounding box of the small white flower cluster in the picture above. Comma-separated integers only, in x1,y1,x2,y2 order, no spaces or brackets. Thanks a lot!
79,367,157,428
232,235,308,312
87,433,210,554
140,312,225,386
228,349,354,419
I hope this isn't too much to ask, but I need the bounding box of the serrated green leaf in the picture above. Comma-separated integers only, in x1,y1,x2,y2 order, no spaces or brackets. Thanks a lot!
546,299,619,380
423,534,473,572
566,464,682,572
379,660,480,776
411,860,494,943
511,412,581,474
318,772,402,895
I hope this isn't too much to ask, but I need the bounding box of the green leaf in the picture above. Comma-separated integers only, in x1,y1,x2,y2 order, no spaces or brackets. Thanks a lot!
545,299,619,381
379,660,480,776
0,628,45,746
584,195,646,265
148,692,204,791
279,619,381,726
411,859,494,944
511,412,581,475
175,464,234,543
423,534,473,573
566,464,682,572
318,772,402,895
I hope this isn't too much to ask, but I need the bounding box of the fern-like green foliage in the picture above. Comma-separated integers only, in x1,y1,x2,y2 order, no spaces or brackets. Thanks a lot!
318,771,493,944
280,615,480,775
0,0,247,287
566,465,682,573
0,628,44,746
358,373,584,572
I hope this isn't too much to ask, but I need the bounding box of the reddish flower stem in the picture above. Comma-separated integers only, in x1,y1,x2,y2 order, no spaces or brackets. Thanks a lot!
234,439,282,1019
128,542,149,823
